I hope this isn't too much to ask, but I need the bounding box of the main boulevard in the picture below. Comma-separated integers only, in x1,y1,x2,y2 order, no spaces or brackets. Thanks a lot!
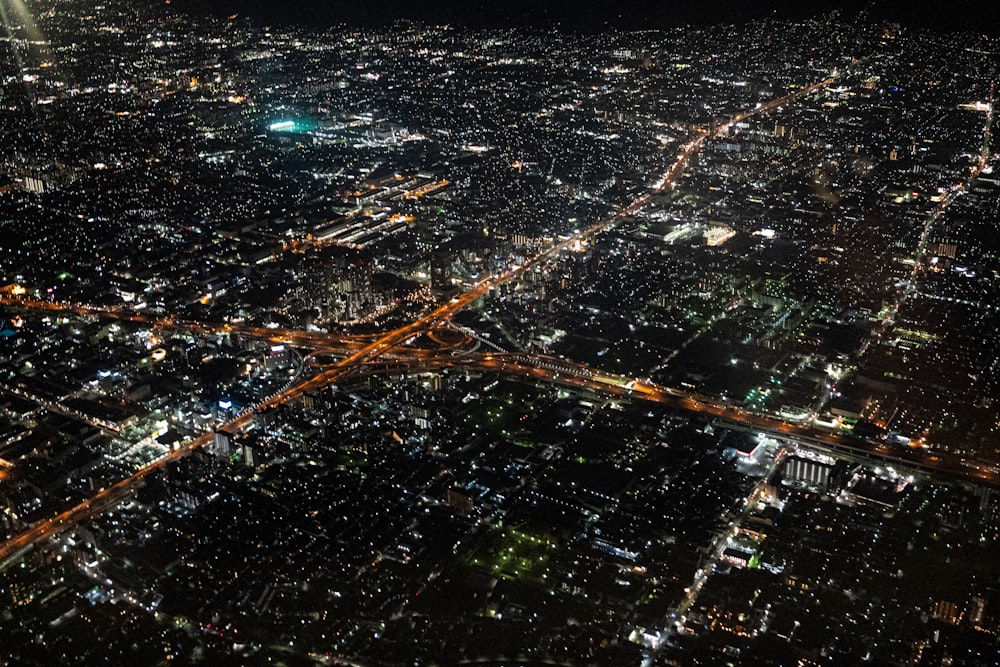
13,75,987,571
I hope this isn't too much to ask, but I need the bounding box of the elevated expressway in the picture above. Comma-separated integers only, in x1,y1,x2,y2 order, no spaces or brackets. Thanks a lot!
0,75,885,566
344,352,999,486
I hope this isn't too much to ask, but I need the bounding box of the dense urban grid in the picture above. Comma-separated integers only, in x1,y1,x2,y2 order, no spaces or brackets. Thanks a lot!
1,0,999,664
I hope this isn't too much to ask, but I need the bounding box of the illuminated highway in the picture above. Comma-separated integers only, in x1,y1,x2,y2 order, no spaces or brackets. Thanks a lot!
3,344,995,567
0,76,852,567
858,87,995,357
356,352,1000,485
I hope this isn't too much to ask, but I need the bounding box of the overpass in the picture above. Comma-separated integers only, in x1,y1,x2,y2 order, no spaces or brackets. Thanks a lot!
355,352,998,488
0,74,858,567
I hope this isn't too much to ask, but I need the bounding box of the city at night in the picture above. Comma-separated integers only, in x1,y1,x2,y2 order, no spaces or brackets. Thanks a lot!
1,1,999,665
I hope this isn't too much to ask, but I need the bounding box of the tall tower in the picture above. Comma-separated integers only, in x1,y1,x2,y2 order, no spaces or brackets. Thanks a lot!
213,426,234,458
430,251,453,295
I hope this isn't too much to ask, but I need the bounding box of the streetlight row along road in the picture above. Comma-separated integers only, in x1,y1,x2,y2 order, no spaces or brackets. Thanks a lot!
0,76,844,567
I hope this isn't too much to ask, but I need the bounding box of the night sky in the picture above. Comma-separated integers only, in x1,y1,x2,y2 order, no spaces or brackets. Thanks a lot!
172,0,998,34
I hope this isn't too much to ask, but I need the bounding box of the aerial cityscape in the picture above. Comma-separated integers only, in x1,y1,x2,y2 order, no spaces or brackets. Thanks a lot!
1,0,999,664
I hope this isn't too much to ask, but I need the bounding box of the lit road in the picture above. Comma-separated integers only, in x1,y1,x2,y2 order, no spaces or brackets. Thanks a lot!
293,350,1000,489
4,345,995,567
0,428,214,566
860,84,994,355
0,76,845,566
0,295,381,350
0,296,479,362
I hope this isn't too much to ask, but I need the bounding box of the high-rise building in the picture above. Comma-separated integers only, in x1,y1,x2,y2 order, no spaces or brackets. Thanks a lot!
430,251,453,295
968,596,987,627
213,426,234,458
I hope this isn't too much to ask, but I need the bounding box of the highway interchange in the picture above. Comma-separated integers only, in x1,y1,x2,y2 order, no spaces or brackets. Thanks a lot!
3,74,994,570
